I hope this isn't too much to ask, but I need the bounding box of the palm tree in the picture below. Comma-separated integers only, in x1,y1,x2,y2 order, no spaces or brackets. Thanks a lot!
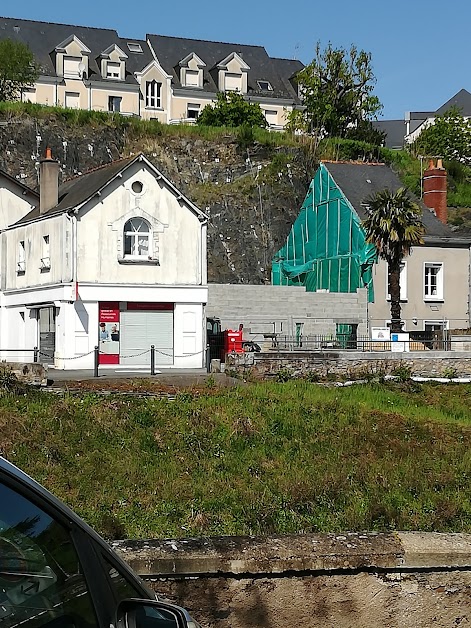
363,188,424,333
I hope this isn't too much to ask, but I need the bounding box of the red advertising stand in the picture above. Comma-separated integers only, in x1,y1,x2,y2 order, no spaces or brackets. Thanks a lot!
223,329,244,356
98,302,120,364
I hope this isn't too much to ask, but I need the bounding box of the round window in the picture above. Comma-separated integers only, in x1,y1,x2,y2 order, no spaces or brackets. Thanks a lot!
131,181,143,194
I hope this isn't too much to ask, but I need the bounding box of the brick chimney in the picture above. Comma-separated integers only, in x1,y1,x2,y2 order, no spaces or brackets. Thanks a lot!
39,147,59,215
423,158,447,224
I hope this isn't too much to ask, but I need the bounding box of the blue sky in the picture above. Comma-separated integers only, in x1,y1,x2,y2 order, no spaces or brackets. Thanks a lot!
3,0,468,119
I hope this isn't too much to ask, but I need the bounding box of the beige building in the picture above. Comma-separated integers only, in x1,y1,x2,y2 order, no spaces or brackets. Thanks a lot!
0,16,303,128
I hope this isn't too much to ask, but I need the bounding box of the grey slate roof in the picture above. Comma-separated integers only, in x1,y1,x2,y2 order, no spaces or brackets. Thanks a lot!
15,156,136,224
0,169,39,198
323,162,456,240
0,17,154,85
147,33,303,102
372,120,406,149
14,153,206,226
435,88,471,116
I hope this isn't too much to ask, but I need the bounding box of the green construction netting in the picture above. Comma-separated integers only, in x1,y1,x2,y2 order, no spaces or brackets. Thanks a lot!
272,163,377,301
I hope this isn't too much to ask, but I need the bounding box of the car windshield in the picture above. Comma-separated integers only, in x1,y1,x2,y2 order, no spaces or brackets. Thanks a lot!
0,481,98,628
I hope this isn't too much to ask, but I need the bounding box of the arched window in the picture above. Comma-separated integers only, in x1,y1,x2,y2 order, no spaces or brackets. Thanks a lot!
124,218,151,258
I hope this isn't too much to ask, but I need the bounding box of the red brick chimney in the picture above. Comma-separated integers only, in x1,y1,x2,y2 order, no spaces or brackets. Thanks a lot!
39,147,59,215
423,158,447,224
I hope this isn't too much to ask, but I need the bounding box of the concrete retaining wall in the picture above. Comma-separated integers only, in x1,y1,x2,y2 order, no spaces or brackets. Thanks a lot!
113,532,471,627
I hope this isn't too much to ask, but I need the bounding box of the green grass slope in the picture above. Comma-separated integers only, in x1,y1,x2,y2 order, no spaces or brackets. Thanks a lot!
1,381,470,539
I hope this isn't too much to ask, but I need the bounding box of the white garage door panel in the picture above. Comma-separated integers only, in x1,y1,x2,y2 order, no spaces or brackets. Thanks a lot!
120,310,174,365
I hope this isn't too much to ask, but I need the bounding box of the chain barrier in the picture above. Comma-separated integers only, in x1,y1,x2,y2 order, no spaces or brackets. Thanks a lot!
33,346,205,363
153,348,205,358
39,349,96,361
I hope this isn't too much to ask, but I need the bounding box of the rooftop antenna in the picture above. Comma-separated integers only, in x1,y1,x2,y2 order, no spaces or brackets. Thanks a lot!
293,43,300,60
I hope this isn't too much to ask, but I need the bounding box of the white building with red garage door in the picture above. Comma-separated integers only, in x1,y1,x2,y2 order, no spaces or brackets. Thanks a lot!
0,151,208,370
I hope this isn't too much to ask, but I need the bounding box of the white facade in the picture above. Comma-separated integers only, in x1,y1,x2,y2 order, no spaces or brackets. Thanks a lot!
0,155,208,370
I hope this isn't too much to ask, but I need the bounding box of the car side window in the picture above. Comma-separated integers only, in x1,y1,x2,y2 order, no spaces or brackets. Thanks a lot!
102,554,147,602
0,480,99,628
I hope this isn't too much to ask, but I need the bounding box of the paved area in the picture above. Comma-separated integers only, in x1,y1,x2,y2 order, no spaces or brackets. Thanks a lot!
45,367,240,390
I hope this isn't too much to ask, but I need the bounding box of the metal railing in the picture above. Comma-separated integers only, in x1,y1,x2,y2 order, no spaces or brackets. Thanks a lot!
0,348,40,362
264,332,454,352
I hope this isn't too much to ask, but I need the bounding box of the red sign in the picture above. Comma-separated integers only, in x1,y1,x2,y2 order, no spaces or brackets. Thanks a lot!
126,302,174,311
99,302,120,322
99,302,120,365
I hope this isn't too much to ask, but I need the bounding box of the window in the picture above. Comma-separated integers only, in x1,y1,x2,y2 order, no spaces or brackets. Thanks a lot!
184,70,199,87
131,180,143,194
127,42,143,53
187,103,200,120
145,80,161,108
224,72,242,91
424,262,444,300
17,240,25,274
257,80,272,91
106,61,121,79
65,91,80,109
264,109,278,126
387,262,407,301
108,96,122,112
0,479,98,628
124,218,151,258
63,55,81,78
41,235,50,271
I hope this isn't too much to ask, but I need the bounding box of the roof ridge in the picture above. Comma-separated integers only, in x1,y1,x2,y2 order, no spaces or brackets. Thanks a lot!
62,155,136,183
148,32,267,51
0,15,118,33
322,160,387,166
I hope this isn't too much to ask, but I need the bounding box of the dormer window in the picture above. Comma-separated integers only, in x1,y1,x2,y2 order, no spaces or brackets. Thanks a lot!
217,52,250,94
106,62,121,79
257,80,273,91
100,44,128,82
55,35,90,80
185,70,199,87
224,73,242,92
178,53,205,89
63,56,82,79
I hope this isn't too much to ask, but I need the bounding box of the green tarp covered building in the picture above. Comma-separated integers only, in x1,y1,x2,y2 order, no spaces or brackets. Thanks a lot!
272,162,378,301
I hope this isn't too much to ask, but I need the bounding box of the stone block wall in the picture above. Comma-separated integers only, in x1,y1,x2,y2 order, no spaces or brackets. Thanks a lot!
225,351,471,379
206,284,368,345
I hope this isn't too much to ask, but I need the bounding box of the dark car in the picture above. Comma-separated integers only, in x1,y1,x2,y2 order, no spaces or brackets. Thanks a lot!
0,456,201,628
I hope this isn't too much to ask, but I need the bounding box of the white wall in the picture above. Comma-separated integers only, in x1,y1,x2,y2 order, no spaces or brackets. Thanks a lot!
76,161,205,286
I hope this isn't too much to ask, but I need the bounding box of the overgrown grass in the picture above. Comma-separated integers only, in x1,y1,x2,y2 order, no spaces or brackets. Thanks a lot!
1,381,470,539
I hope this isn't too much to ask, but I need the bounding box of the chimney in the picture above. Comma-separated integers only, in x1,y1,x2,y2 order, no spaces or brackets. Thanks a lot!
39,147,59,215
423,158,447,224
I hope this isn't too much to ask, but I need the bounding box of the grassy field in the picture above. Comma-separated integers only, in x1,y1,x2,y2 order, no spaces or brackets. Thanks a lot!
1,380,470,539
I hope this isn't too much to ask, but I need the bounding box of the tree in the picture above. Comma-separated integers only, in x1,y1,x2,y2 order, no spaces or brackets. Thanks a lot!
362,188,424,333
288,42,381,137
0,38,39,102
197,91,267,128
412,107,471,164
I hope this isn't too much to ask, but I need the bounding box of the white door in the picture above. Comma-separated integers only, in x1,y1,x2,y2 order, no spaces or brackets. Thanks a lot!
120,310,174,366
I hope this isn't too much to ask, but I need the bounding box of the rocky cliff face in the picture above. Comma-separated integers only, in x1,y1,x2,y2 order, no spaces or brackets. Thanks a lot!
0,112,313,284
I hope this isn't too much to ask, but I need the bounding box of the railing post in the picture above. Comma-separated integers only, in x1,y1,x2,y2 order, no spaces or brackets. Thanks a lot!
33,346,39,363
150,344,155,376
94,345,99,378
